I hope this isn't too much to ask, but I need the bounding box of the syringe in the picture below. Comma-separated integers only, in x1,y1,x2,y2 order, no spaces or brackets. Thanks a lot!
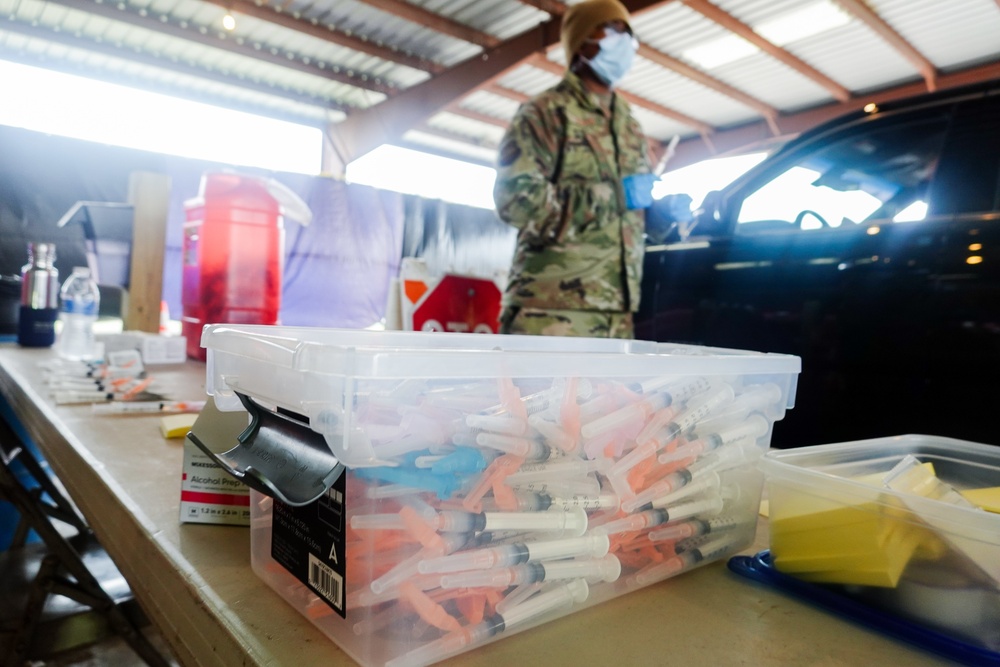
519,378,593,415
657,414,768,467
506,476,603,498
695,383,783,434
356,506,589,538
630,533,741,587
479,490,554,513
92,400,206,414
647,514,743,543
607,383,735,497
415,446,489,474
466,413,529,435
527,413,576,452
385,579,589,667
622,444,758,512
620,442,751,513
660,439,759,475
591,495,724,536
631,376,714,444
503,458,609,486
580,391,671,440
475,432,551,461
417,533,610,574
439,554,621,589
644,470,721,510
547,491,619,511
627,375,710,398
369,532,470,595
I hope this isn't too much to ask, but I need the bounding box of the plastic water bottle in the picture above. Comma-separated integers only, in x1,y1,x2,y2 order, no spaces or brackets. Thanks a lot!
58,267,100,360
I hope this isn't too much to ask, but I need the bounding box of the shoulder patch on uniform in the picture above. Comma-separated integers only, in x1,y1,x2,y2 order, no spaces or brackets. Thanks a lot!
498,140,521,167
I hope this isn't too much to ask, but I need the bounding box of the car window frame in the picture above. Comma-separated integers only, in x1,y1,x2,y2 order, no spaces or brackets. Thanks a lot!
723,107,957,236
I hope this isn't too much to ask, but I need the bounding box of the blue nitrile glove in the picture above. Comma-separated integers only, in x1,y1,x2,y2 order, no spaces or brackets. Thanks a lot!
622,173,657,210
645,193,694,244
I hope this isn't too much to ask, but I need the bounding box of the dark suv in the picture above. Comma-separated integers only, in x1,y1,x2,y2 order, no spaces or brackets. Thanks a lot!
636,79,1000,449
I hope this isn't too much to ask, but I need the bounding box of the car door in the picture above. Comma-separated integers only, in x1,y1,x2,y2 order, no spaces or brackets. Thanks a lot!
638,91,1000,447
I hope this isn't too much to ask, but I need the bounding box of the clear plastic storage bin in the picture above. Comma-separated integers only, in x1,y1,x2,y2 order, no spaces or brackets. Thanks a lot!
202,325,800,667
761,435,1000,653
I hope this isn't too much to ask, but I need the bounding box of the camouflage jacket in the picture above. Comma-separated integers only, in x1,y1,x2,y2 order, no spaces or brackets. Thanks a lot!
493,71,650,313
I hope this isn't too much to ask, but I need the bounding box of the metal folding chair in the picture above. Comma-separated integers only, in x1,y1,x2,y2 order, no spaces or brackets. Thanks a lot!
0,411,171,666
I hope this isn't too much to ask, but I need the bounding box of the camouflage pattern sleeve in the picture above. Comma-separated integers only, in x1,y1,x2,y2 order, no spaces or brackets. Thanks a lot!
492,99,566,245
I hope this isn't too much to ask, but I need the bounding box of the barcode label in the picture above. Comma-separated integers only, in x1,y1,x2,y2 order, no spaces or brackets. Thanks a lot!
309,553,343,610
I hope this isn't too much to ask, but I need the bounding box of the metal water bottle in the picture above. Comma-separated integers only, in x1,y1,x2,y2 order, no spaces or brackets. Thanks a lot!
17,242,60,348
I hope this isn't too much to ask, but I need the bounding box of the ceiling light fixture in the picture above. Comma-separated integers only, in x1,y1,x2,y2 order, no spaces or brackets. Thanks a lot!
222,11,236,31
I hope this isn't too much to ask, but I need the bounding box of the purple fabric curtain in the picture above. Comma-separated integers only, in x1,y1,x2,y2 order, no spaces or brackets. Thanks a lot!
0,125,515,333
0,125,408,329
281,178,404,328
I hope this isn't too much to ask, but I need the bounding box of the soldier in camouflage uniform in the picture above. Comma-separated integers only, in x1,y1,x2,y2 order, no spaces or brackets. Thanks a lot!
493,0,653,339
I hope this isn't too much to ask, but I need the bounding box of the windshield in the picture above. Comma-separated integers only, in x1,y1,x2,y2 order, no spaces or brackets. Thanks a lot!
736,117,948,230
656,152,770,209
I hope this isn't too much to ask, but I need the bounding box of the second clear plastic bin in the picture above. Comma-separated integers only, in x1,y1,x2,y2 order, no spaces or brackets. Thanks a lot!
760,435,1000,654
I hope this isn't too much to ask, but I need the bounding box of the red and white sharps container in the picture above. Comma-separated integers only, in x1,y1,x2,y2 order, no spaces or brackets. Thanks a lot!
181,172,311,360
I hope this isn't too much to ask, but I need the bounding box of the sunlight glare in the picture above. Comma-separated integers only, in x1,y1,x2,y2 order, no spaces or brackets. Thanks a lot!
0,59,321,174
346,145,497,209
654,152,768,209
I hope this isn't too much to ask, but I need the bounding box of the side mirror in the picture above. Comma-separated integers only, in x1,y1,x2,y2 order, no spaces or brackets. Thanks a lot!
685,190,723,240
645,193,693,245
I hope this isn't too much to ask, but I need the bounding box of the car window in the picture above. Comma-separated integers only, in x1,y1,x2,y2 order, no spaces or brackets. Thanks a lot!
926,95,1000,216
735,117,950,231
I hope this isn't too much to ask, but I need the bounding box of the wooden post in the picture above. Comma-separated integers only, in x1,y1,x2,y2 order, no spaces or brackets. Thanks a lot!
125,172,171,333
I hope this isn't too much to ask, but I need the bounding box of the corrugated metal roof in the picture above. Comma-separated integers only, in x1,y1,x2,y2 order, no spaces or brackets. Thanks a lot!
875,0,1000,70
1,0,999,169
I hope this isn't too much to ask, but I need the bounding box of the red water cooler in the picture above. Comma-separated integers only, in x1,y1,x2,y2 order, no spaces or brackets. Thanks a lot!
181,172,311,360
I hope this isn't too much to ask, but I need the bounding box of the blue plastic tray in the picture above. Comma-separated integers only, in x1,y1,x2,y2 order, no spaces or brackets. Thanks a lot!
728,550,1000,666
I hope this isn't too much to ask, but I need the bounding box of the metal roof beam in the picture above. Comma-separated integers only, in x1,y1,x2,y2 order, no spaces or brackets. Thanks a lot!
440,105,511,129
526,53,715,135
516,0,569,16
634,44,779,133
324,17,562,175
666,60,1000,170
482,84,531,104
833,0,938,91
353,0,501,48
394,138,497,168
0,21,346,120
515,0,675,18
681,0,852,103
413,123,501,150
514,1,776,132
322,1,686,175
43,0,399,94
202,0,443,73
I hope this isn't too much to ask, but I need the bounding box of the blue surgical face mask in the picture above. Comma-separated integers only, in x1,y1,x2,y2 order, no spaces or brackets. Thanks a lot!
584,30,639,87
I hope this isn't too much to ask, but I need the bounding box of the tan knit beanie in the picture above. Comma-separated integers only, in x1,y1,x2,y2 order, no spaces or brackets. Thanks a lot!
561,0,632,66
